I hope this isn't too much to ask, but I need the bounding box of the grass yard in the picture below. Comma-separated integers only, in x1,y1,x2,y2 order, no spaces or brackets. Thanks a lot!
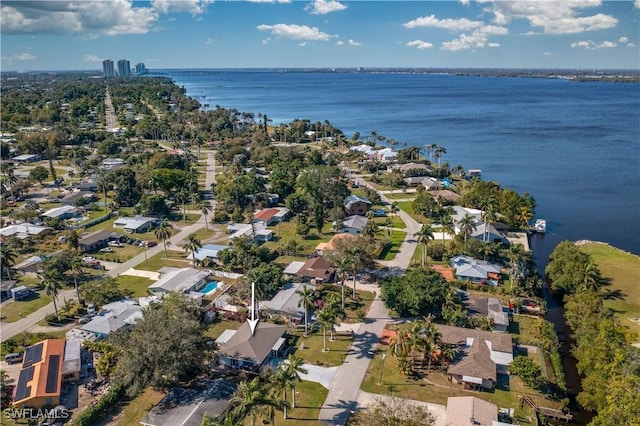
91,244,145,263
262,221,335,254
0,291,53,323
580,242,640,338
205,318,242,340
96,387,166,426
290,330,353,366
372,216,405,229
379,231,407,261
382,191,417,200
136,250,193,272
1,330,68,357
395,201,425,223
361,350,560,425
116,275,153,297
190,226,225,244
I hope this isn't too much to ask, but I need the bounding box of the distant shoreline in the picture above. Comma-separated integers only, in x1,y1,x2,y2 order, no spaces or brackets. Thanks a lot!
575,240,639,257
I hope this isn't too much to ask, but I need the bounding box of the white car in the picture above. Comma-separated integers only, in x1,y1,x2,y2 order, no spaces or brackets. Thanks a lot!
108,241,123,247
99,247,114,253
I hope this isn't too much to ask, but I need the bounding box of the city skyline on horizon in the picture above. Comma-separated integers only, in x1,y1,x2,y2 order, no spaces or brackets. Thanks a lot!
2,1,639,71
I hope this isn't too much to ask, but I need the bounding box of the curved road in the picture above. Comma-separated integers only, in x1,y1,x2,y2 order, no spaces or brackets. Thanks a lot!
0,150,217,341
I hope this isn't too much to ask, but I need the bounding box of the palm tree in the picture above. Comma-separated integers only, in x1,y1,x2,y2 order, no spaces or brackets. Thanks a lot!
434,145,447,166
516,206,534,229
458,214,477,242
362,221,379,240
296,284,315,337
440,215,455,243
426,143,438,162
155,218,173,256
59,298,76,318
285,355,308,409
68,256,84,303
177,188,190,222
384,217,393,237
230,377,281,426
317,308,337,352
181,232,202,267
270,367,291,420
583,262,603,291
390,327,410,358
201,200,212,231
407,323,426,366
390,202,399,216
40,269,63,320
0,244,17,280
414,224,435,267
67,230,79,251
346,246,366,298
334,256,352,310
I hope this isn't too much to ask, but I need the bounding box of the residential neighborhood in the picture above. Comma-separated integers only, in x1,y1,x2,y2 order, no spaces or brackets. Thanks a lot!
0,71,634,426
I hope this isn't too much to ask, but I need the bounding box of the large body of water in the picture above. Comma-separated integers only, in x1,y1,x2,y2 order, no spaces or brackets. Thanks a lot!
160,69,640,268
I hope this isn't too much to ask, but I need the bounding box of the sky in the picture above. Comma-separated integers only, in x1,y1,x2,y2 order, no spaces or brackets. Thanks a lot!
1,0,639,71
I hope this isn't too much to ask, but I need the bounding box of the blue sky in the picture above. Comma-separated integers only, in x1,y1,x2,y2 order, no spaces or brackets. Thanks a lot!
2,0,639,71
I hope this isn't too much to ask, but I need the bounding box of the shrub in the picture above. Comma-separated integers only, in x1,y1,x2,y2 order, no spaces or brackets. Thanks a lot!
72,384,124,426
509,355,544,390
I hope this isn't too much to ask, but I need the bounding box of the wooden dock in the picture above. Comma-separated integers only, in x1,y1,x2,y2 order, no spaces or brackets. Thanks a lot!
519,394,574,423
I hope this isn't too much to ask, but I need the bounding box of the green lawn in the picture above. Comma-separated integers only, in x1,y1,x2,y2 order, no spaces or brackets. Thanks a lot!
92,387,165,426
116,275,153,297
580,243,640,337
383,191,416,200
90,244,145,263
289,330,354,367
135,250,193,272
361,350,560,425
0,291,53,323
379,231,407,261
372,216,405,229
205,318,242,340
262,221,335,254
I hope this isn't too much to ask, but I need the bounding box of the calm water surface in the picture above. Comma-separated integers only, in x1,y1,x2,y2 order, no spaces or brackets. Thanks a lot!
160,70,640,267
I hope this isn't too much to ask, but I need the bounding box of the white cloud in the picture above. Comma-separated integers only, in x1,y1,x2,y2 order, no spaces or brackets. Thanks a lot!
406,40,433,49
83,54,101,62
348,39,361,46
305,0,347,15
543,51,552,55
205,38,213,45
256,23,332,41
489,1,617,35
299,42,307,46
151,0,212,15
619,36,628,43
628,43,636,48
403,14,484,31
1,0,158,36
262,37,271,44
335,40,344,46
2,53,37,61
571,40,617,49
459,0,470,5
247,0,291,3
636,0,640,9
441,25,508,51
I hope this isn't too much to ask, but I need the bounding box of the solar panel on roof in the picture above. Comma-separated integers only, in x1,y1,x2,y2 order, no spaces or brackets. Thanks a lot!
45,355,60,393
23,343,43,368
13,366,35,401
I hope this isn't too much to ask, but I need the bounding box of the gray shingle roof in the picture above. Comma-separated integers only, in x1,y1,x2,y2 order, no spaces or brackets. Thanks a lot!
218,322,286,365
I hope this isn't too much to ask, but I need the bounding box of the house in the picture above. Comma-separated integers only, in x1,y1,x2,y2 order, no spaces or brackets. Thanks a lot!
0,280,17,300
140,379,237,426
350,144,373,154
227,222,270,243
60,191,95,206
432,189,460,203
446,397,506,426
218,322,287,372
76,181,98,192
113,216,157,233
436,325,513,391
403,176,428,187
12,256,44,274
10,286,32,300
450,256,502,286
41,205,79,220
61,339,81,382
283,261,305,277
12,339,66,408
459,292,510,332
101,158,126,170
12,154,41,163
260,282,317,324
344,194,372,216
0,224,53,239
253,207,290,226
296,257,333,282
340,215,368,234
374,148,398,162
394,162,432,176
421,177,441,191
187,244,230,263
148,267,210,296
80,300,143,340
470,223,509,244
78,229,124,252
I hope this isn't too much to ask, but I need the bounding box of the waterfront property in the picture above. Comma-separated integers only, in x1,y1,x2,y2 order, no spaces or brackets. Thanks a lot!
459,292,510,332
217,321,287,372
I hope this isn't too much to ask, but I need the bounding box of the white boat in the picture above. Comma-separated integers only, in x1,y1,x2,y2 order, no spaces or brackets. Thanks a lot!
533,219,547,233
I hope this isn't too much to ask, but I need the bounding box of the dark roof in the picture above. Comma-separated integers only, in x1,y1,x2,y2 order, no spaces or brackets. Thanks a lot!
296,256,333,280
219,322,286,365
14,366,34,401
79,229,119,246
23,342,44,368
141,379,237,426
447,338,497,382
436,324,512,353
0,280,17,291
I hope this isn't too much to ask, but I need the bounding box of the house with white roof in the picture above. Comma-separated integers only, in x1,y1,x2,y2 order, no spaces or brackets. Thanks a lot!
41,205,79,220
259,282,317,324
80,300,143,340
113,216,157,233
187,244,230,262
340,215,368,234
13,154,41,163
148,267,210,296
227,222,273,243
374,148,398,161
0,224,53,239
450,255,502,286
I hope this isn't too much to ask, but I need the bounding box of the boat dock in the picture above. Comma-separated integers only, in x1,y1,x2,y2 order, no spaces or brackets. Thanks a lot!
507,232,530,251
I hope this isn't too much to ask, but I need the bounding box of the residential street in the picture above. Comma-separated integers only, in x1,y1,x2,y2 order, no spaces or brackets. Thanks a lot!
0,149,217,341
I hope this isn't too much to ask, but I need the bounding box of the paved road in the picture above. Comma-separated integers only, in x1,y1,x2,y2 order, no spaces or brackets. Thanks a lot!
318,168,422,425
104,89,117,131
0,149,217,342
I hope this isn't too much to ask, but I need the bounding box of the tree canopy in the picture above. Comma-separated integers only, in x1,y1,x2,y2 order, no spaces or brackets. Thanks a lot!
380,268,450,317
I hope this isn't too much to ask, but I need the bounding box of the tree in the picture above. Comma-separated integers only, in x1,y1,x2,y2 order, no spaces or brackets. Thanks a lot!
1,370,14,409
154,218,173,256
346,246,367,298
285,354,307,409
439,215,454,243
68,230,80,251
182,232,202,267
247,263,285,301
68,256,84,303
545,240,591,295
230,377,282,426
350,396,435,426
80,277,127,305
509,355,544,390
334,256,351,310
114,294,207,397
414,224,435,267
0,244,16,280
317,308,337,352
40,269,63,320
201,200,212,231
363,221,379,240
380,269,449,317
390,327,411,358
296,284,315,336
458,214,477,242
28,165,49,185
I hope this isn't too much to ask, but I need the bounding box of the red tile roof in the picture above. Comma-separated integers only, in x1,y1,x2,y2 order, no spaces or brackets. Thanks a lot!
253,208,279,222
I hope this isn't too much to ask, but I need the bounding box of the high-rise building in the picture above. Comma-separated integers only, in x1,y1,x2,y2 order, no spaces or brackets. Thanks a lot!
102,59,115,78
117,59,131,77
134,62,148,76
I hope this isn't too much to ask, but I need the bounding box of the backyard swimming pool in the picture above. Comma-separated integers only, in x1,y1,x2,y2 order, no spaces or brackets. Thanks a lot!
200,281,219,295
